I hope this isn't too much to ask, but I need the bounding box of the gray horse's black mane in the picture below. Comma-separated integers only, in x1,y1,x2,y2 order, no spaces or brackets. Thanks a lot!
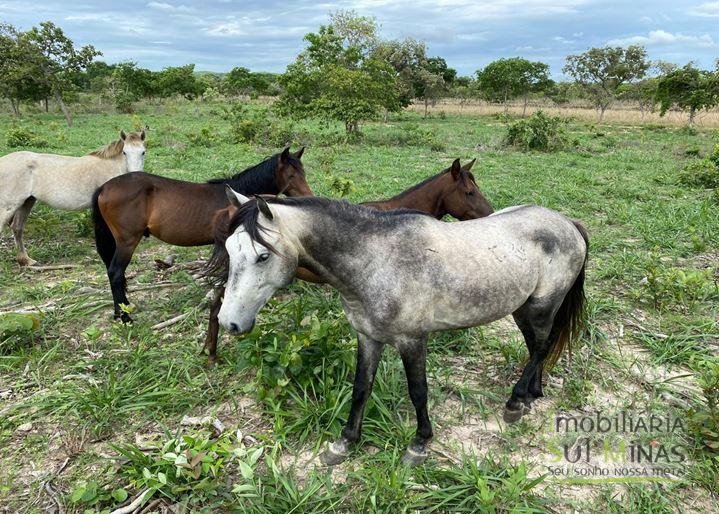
207,196,427,283
206,152,303,194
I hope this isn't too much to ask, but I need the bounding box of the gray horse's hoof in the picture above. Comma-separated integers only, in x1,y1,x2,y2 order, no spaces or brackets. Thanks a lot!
503,405,528,424
401,446,429,467
319,441,349,466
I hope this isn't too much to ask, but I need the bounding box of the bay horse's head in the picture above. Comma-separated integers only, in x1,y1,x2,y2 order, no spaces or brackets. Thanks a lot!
119,129,147,172
276,146,312,197
215,187,298,334
440,158,493,220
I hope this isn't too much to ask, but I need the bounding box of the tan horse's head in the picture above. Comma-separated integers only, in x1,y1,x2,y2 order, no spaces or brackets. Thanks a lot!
119,130,147,172
89,129,147,172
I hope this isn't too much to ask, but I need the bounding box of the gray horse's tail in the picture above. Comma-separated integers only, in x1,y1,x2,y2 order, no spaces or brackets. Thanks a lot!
92,187,116,268
546,220,588,370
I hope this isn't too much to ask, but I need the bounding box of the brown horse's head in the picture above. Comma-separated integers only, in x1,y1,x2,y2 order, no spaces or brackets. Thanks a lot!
440,158,494,220
275,146,312,197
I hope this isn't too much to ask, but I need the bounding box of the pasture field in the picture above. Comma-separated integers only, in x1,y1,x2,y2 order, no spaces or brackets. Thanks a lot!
0,101,718,513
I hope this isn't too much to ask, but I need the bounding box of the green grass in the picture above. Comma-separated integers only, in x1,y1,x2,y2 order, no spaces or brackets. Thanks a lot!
1,99,718,512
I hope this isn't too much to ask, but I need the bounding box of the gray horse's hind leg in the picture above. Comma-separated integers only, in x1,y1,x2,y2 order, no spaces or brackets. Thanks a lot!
504,298,560,423
10,197,37,266
399,337,433,466
320,333,384,466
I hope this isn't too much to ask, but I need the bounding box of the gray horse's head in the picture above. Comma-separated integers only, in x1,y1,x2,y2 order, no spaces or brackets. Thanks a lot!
120,129,147,172
217,187,297,334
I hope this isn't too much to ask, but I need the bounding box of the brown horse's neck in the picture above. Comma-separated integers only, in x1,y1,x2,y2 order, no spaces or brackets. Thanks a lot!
363,174,447,219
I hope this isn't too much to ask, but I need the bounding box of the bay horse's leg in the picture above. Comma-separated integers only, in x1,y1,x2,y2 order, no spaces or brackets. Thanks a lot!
202,287,224,366
320,333,384,466
108,237,141,323
399,337,433,466
10,197,37,266
504,300,559,423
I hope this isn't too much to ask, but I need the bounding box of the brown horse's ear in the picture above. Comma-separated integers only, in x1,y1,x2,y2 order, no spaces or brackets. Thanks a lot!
450,158,462,180
280,146,291,162
120,130,127,141
294,146,305,159
226,185,250,208
255,195,274,220
462,158,476,171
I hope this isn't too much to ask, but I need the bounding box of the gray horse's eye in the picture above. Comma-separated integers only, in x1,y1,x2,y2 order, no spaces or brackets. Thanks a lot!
257,253,270,263
142,151,146,156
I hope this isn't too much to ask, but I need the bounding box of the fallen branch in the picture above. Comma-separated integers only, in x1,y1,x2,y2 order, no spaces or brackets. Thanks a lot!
26,264,79,271
110,488,151,514
151,313,189,330
43,481,64,514
138,498,162,514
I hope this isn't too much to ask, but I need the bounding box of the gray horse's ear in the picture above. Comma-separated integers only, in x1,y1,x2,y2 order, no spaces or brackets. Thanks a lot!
462,158,476,171
120,130,127,141
280,147,290,162
294,146,305,159
226,185,250,207
450,158,462,180
140,129,146,141
255,196,274,220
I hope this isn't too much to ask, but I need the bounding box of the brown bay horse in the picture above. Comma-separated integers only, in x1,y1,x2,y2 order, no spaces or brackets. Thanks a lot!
92,147,311,322
202,157,494,363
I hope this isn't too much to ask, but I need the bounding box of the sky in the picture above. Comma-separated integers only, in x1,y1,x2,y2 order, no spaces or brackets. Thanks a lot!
1,0,718,78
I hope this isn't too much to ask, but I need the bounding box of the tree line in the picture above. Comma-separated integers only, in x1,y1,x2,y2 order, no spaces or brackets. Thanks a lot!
2,15,719,129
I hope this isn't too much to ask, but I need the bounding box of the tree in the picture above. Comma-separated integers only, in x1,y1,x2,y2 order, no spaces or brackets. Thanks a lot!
276,13,400,133
154,64,205,99
18,21,100,125
655,64,719,125
563,45,649,121
476,57,552,116
224,66,252,95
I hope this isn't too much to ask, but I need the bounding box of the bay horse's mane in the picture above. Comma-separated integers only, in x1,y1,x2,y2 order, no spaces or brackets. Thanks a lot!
208,196,426,283
388,167,477,201
88,133,143,159
206,152,302,194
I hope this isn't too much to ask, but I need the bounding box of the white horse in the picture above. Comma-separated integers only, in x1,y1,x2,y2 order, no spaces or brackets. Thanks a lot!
212,189,588,466
0,130,147,265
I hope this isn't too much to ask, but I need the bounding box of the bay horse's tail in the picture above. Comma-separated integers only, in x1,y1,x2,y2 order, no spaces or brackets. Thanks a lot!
545,220,589,370
92,187,116,268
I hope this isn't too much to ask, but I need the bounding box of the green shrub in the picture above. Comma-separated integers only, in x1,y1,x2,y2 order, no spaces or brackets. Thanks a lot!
687,357,719,454
679,158,719,189
226,103,296,147
114,91,136,114
186,125,219,147
639,259,719,310
5,127,50,148
368,123,446,151
504,110,566,151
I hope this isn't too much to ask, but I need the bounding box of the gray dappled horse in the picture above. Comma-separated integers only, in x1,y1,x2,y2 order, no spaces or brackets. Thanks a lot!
212,189,588,466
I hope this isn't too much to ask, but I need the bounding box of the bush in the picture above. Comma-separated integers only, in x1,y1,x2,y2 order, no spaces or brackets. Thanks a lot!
114,91,136,114
504,110,566,151
186,126,219,147
226,103,296,147
5,127,50,148
639,259,719,310
368,123,446,151
680,158,719,189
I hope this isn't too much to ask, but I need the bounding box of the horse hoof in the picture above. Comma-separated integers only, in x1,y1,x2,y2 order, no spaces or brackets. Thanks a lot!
319,441,349,466
205,356,218,368
401,446,429,467
114,313,133,324
17,257,37,267
503,406,526,424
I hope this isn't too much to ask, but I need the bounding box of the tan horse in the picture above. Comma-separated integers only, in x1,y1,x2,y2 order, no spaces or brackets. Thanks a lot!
0,130,147,265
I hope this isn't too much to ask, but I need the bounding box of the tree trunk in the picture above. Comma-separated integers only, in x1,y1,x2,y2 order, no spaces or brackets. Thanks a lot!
9,98,20,116
522,94,528,117
688,106,696,126
598,105,606,122
503,89,509,114
53,90,73,126
424,98,429,119
44,98,49,112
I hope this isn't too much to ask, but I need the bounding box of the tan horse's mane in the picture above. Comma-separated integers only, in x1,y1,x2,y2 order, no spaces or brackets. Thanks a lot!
87,133,143,159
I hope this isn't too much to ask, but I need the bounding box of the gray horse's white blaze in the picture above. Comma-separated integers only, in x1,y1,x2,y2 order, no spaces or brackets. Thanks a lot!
217,192,588,466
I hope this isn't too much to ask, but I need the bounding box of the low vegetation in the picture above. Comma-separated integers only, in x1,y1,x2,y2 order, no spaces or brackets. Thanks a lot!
0,99,718,512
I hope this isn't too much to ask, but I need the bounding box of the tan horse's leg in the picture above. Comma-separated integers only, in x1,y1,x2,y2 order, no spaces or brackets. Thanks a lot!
11,197,37,266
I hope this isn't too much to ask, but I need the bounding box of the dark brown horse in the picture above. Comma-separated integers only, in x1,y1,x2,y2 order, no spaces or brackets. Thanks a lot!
202,157,493,364
93,147,311,322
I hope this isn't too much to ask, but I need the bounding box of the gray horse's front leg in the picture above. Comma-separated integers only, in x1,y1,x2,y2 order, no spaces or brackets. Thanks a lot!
399,338,433,466
320,333,384,466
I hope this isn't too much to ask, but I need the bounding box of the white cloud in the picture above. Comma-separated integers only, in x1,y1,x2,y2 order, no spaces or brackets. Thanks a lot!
147,2,193,13
607,29,715,48
206,21,247,37
690,1,719,16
